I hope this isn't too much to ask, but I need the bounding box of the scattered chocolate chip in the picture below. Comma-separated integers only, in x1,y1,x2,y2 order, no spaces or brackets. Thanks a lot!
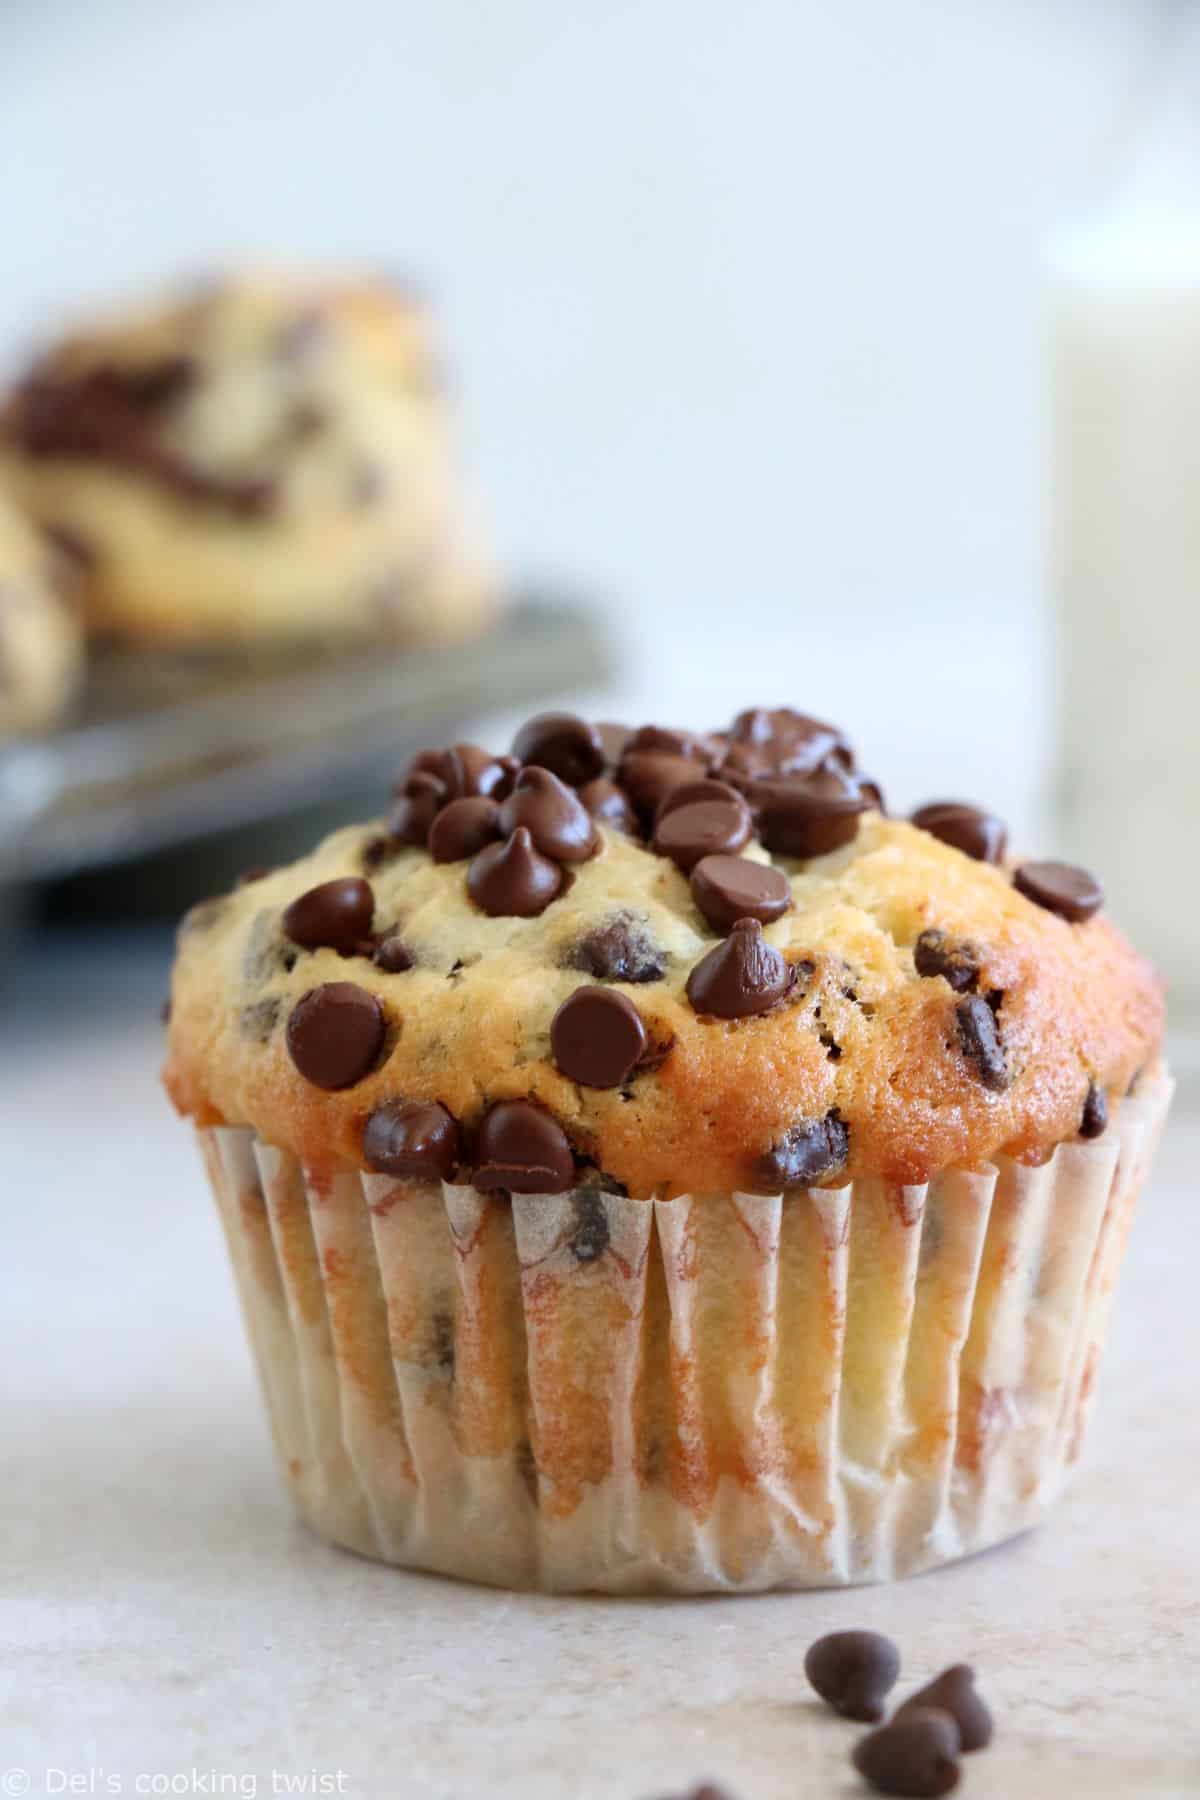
654,794,752,873
852,1707,962,1797
1013,859,1103,923
690,855,792,933
913,928,980,994
285,982,386,1089
618,750,703,822
363,1099,460,1183
1079,1081,1109,1140
570,1190,611,1262
472,1099,575,1194
373,932,414,973
511,712,606,786
911,801,1007,865
578,777,639,834
467,827,564,917
758,767,866,859
804,1630,900,1723
753,1110,848,1189
282,877,375,954
551,986,647,1088
567,915,666,983
238,997,280,1042
895,1666,992,1753
955,995,1008,1092
686,918,795,1019
388,771,445,847
429,795,502,863
499,767,598,862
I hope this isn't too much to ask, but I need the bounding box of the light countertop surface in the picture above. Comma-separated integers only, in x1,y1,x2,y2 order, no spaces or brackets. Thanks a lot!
3,932,1198,1800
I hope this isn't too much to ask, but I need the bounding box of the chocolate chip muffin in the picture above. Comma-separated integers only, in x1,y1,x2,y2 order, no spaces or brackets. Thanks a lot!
164,707,1170,1592
0,487,82,735
0,271,494,648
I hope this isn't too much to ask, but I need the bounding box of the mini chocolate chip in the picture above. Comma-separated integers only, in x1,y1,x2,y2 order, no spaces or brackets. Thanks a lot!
758,767,866,858
654,795,752,873
895,1666,992,1754
428,795,502,863
753,1110,848,1189
570,1190,610,1262
286,982,385,1090
388,771,445,846
956,995,1008,1092
618,750,703,822
499,766,598,862
373,932,414,973
282,877,375,954
852,1708,962,1797
363,1099,460,1182
1013,859,1103,923
238,997,280,1042
568,915,666,983
467,827,563,916
472,1099,575,1194
911,800,1007,865
913,928,980,994
1079,1080,1109,1140
511,712,605,785
551,986,647,1088
804,1630,901,1723
579,777,639,834
686,918,795,1019
690,855,792,933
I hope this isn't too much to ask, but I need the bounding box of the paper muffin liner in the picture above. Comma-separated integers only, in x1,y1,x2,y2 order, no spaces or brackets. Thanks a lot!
199,1066,1171,1594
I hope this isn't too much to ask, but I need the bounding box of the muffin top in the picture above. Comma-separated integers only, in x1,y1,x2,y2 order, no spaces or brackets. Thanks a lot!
164,707,1165,1197
0,269,493,646
0,488,82,735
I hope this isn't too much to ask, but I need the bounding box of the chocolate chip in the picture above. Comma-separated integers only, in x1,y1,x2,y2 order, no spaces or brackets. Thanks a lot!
955,995,1008,1092
654,794,752,873
388,771,445,847
690,855,792,933
363,1099,460,1183
895,1666,992,1753
911,801,1007,865
753,1110,848,1189
686,918,795,1019
656,777,747,822
472,1099,575,1194
595,721,632,764
286,982,386,1089
578,777,639,834
467,827,564,917
913,928,980,994
428,796,502,863
1079,1081,1109,1140
804,1630,901,1723
625,725,715,763
852,1708,962,1797
758,767,866,859
570,1190,610,1262
282,877,375,954
618,751,703,822
551,986,647,1088
567,915,665,983
373,932,414,973
1013,859,1103,923
498,767,598,862
511,712,606,786
728,706,851,775
238,997,280,1042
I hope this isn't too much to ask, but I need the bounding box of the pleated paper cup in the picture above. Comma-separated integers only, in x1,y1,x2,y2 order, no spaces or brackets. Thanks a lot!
200,1065,1171,1594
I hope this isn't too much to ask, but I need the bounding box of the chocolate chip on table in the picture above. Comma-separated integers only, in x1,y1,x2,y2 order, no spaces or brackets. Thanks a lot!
363,1098,461,1183
551,986,647,1088
758,767,867,859
852,1707,962,1797
912,928,980,994
286,982,385,1090
511,712,606,786
894,1665,993,1753
654,794,753,874
690,854,792,933
858,775,887,814
578,777,639,834
282,877,375,954
567,915,665,983
428,795,502,863
389,771,445,847
467,827,564,917
753,1110,848,1189
373,932,414,973
686,918,795,1019
1079,1080,1109,1140
804,1630,901,1723
499,767,598,862
472,1099,576,1194
955,995,1008,1092
1013,859,1104,923
910,800,1007,865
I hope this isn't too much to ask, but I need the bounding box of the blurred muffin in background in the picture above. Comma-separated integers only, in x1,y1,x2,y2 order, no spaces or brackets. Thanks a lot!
0,272,496,650
0,487,82,735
